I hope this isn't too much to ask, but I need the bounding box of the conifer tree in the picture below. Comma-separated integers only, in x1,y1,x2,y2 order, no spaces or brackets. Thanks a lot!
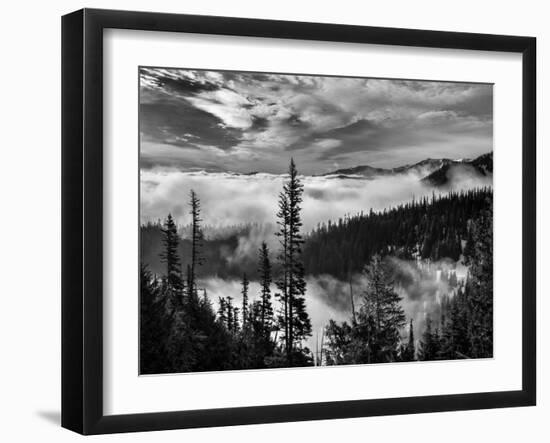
226,296,234,333
241,273,249,329
258,242,273,336
401,318,416,361
324,320,357,365
276,159,312,365
302,188,492,277
357,255,406,363
418,315,441,361
449,270,458,288
448,287,470,358
276,190,290,354
408,319,415,350
464,203,493,358
217,297,227,327
232,306,240,333
325,255,407,366
160,214,184,307
187,190,204,300
140,265,170,373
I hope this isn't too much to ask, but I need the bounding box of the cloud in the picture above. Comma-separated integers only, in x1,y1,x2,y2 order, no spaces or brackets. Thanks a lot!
201,276,349,352
140,100,242,151
140,67,222,97
142,164,490,351
140,167,492,233
199,258,469,353
314,139,342,150
140,68,493,174
187,89,254,130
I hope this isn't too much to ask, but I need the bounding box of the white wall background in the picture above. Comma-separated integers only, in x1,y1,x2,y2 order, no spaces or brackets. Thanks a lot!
0,1,546,441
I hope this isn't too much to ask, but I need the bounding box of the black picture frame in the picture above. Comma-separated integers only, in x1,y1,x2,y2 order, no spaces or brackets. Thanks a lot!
61,8,536,435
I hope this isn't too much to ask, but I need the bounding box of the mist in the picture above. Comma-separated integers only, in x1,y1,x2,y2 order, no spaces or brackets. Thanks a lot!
202,276,349,352
388,257,468,340
201,254,467,353
143,165,484,347
141,167,492,233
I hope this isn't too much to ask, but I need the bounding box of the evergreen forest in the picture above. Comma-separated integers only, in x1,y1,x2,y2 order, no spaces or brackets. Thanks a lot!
140,159,493,374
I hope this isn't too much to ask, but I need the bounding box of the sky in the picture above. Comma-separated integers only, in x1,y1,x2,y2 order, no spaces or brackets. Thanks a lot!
140,67,493,175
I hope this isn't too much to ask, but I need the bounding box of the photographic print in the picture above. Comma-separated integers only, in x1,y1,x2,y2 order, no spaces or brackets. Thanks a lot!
139,68,493,374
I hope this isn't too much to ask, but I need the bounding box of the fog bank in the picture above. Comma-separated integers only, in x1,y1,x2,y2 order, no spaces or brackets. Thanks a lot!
201,256,466,354
141,169,491,232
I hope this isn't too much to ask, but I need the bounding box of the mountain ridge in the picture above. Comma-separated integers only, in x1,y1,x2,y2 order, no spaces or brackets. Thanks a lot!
322,152,492,185
421,152,493,187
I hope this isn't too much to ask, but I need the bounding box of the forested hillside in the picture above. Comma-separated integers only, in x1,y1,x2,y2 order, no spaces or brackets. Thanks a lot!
303,188,492,279
324,201,493,364
141,184,493,372
141,160,313,373
138,67,495,373
142,188,492,281
141,222,258,279
422,152,493,186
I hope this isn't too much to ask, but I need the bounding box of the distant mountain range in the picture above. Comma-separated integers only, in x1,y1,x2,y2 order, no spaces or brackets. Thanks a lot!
323,152,493,186
180,152,493,187
421,152,492,186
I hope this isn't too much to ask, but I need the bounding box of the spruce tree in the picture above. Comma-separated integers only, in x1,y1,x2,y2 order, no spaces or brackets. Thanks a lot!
357,255,406,363
241,273,249,329
275,189,290,356
276,159,312,365
258,242,273,336
232,306,240,333
449,271,458,288
226,296,234,333
464,203,493,358
140,265,170,373
418,315,441,361
324,320,356,365
187,190,204,300
217,297,227,327
401,319,416,361
159,214,184,307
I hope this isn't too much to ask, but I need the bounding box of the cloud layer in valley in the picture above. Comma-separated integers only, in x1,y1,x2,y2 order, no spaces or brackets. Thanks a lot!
140,168,492,232
201,258,467,354
202,277,350,353
140,68,493,175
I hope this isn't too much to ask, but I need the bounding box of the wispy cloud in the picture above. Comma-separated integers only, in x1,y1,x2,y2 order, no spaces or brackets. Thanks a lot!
140,168,492,231
140,68,492,174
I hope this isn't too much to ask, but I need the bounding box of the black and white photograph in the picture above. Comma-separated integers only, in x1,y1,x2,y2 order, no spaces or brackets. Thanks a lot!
139,68,494,374
1,0,544,439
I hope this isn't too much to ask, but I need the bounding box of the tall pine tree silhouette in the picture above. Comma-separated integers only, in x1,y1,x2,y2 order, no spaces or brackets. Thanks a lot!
241,273,249,329
401,318,416,361
160,214,184,307
140,265,170,373
358,255,406,363
276,159,311,365
418,315,441,361
187,190,204,300
258,242,273,337
276,186,290,357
